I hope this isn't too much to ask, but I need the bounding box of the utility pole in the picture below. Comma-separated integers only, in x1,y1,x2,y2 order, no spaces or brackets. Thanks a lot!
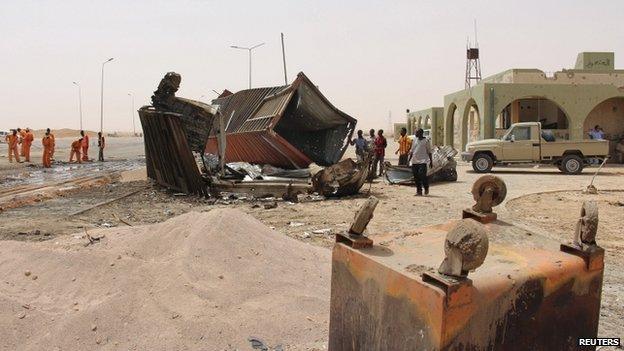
281,33,288,85
72,81,83,130
100,57,114,133
230,43,265,89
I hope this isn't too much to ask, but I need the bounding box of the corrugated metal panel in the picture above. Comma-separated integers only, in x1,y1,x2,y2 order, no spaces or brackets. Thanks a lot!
206,72,357,168
206,131,311,168
212,86,287,134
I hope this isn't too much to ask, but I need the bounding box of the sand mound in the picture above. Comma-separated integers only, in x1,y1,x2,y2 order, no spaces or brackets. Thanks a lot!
0,209,330,350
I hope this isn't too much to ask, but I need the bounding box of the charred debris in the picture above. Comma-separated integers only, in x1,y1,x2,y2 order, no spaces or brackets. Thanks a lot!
138,72,367,200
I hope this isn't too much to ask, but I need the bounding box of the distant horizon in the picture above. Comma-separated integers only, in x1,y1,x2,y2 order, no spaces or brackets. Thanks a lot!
1,1,622,133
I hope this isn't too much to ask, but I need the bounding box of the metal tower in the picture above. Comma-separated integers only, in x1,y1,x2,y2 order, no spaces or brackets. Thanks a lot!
465,20,482,89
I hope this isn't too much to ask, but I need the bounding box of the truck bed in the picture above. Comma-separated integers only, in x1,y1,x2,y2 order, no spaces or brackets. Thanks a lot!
541,139,609,158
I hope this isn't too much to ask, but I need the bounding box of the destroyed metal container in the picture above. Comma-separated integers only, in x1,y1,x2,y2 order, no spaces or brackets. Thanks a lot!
328,220,604,351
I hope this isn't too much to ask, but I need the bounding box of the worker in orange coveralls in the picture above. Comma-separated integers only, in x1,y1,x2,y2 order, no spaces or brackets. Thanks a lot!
80,130,89,161
69,138,83,163
22,128,34,162
18,128,26,156
47,128,56,160
6,129,21,163
42,131,53,168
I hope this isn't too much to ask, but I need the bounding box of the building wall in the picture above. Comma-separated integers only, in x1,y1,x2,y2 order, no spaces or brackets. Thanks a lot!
407,107,444,145
443,82,624,150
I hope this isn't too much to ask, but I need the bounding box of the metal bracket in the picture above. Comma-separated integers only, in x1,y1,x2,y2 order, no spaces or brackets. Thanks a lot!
462,208,497,224
560,243,605,271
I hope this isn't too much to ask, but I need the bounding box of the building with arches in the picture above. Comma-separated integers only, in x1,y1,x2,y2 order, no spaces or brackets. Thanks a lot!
442,52,624,158
406,107,444,145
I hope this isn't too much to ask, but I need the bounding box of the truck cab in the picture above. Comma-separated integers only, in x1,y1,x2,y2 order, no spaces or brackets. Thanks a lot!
461,122,609,174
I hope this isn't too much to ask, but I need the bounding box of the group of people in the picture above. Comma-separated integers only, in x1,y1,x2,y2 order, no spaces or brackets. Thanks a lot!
5,128,37,163
4,128,106,168
350,126,433,196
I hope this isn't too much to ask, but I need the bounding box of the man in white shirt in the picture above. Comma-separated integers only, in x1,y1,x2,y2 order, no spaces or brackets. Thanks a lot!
409,128,433,196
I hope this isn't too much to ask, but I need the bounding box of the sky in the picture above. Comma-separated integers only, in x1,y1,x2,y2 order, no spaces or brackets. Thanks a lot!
1,0,623,133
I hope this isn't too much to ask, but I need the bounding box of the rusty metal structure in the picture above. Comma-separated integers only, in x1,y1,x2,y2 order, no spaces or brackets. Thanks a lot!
138,72,218,195
206,72,357,168
329,179,605,350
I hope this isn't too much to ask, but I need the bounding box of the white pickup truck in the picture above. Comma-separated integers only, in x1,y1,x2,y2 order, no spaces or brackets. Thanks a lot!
461,122,609,174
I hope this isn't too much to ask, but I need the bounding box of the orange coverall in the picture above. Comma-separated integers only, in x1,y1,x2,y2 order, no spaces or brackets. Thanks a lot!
7,134,20,162
42,135,52,168
19,130,26,156
22,131,34,162
81,134,89,161
49,133,56,159
69,140,82,163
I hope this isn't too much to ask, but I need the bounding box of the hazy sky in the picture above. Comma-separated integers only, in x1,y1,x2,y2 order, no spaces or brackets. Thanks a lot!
1,0,622,132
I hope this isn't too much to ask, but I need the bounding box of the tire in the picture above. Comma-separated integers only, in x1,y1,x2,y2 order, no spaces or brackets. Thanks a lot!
472,154,493,173
561,154,584,174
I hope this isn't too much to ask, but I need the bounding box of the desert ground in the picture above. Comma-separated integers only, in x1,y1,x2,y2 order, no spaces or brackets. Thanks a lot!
0,137,623,349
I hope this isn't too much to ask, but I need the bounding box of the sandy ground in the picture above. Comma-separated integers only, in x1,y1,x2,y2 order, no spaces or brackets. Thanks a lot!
0,209,330,350
1,138,624,348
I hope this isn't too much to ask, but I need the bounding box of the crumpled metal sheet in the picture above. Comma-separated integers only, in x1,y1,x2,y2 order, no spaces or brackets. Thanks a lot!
385,146,458,185
311,155,372,197
205,72,356,168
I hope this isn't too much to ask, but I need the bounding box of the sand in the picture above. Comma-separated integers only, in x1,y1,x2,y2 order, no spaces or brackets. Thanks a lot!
0,209,330,350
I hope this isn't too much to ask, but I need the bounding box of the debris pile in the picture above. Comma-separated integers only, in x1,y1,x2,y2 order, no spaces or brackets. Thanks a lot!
384,145,458,185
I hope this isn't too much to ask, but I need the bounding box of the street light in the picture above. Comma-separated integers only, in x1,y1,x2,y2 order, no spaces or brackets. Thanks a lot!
72,81,83,130
230,42,265,89
100,57,114,133
127,92,135,136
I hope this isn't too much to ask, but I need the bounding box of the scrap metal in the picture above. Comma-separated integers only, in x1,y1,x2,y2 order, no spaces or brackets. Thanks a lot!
206,72,357,168
384,145,458,185
311,154,372,197
138,72,218,195
462,175,507,223
329,179,605,350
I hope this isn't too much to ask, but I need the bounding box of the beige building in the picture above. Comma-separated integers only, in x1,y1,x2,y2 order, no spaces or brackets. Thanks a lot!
406,107,444,145
410,52,624,160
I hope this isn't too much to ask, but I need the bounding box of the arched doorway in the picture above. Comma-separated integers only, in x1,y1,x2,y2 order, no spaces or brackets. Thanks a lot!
445,103,460,150
424,115,431,129
583,97,624,163
463,100,480,145
494,97,570,140
417,116,423,129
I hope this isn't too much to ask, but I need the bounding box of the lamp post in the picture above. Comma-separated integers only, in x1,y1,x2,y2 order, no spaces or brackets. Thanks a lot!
127,92,135,136
72,81,83,130
230,42,265,89
100,57,114,133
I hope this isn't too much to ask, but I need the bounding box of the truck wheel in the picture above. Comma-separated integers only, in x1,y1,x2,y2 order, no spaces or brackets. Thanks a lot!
561,155,584,174
472,154,493,173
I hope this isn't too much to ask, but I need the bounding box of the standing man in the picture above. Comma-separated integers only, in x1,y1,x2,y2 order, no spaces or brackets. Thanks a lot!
17,128,26,156
349,130,369,162
70,138,83,163
80,130,90,161
374,129,387,177
395,127,412,166
367,129,377,177
42,130,53,168
6,129,21,163
409,128,433,196
98,132,106,162
22,128,34,162
47,128,56,161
